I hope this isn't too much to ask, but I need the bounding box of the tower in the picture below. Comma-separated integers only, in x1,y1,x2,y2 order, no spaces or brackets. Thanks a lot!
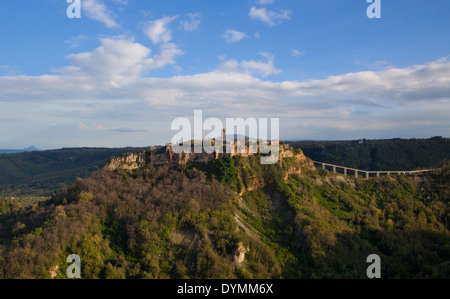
222,128,226,155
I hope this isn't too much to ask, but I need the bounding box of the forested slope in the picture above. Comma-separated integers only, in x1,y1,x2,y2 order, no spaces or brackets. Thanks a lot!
287,137,450,171
0,151,448,279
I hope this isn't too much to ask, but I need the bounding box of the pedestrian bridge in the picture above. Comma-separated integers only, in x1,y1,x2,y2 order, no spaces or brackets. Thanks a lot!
312,161,437,179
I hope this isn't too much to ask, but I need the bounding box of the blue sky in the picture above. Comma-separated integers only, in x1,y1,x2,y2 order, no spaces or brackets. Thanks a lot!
0,0,450,149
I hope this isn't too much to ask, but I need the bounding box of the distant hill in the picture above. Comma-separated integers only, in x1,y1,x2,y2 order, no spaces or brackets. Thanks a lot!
0,145,40,154
286,137,450,171
0,147,142,195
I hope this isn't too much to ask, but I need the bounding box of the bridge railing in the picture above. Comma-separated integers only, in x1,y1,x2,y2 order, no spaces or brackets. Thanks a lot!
311,161,437,179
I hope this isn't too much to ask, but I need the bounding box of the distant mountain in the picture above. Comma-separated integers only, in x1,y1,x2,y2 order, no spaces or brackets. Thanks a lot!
23,145,39,152
0,145,40,154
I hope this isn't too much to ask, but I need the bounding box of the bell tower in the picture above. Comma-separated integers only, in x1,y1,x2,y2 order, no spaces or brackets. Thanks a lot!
222,128,226,154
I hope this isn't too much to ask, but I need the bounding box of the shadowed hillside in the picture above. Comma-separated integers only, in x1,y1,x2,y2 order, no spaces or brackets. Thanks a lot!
287,137,450,171
0,147,141,196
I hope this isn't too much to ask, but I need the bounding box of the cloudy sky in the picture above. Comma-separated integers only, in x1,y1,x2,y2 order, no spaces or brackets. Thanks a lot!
1,0,449,149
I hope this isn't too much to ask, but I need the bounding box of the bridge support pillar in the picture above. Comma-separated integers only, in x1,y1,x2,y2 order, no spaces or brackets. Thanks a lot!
344,168,347,175
366,172,369,179
333,166,336,173
376,172,380,178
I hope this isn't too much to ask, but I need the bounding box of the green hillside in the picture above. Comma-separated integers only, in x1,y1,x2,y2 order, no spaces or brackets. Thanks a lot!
0,151,448,279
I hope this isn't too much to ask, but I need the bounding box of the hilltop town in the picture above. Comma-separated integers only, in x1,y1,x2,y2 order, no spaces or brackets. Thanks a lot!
106,129,295,170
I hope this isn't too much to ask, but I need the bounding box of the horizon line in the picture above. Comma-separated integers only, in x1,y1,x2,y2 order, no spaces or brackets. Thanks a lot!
1,136,448,152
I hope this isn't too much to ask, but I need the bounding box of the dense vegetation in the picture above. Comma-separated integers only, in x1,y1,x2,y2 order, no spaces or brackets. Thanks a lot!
0,147,141,197
0,151,448,279
287,137,450,171
0,166,278,279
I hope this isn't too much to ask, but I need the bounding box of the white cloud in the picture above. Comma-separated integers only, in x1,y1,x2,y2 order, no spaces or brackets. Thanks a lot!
219,53,282,77
78,122,106,130
1,49,450,144
94,123,107,130
65,35,88,48
256,0,274,4
3,52,450,107
78,122,88,130
3,53,450,108
291,49,304,57
221,29,247,43
151,43,184,69
82,0,120,28
181,13,201,31
110,0,128,4
249,6,291,26
58,37,183,85
62,37,154,82
143,16,178,44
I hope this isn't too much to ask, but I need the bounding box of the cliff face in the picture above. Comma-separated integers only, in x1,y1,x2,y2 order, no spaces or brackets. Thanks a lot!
105,141,297,171
234,146,315,196
105,152,146,170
